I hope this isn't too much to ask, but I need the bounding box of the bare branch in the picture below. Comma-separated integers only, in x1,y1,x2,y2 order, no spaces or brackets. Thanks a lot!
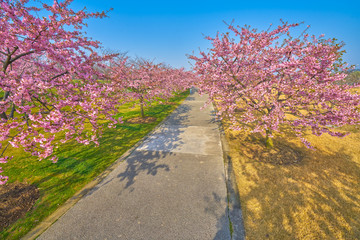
9,50,36,64
51,71,69,80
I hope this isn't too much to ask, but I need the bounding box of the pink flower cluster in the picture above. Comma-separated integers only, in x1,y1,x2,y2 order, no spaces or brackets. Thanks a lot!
111,58,194,117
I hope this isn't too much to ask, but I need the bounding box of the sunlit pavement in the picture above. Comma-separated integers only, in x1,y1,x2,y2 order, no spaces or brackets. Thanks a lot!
38,90,233,240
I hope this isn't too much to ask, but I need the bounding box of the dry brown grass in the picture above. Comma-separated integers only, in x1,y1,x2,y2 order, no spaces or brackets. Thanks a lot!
126,116,157,124
225,123,360,239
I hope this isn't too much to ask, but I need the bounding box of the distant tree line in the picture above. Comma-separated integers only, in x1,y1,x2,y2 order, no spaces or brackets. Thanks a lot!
343,70,360,86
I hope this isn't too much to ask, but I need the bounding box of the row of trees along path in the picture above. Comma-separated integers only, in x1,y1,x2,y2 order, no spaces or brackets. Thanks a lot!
0,0,193,184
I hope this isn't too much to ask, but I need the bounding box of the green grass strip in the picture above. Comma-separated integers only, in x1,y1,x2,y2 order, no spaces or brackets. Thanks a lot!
1,90,189,239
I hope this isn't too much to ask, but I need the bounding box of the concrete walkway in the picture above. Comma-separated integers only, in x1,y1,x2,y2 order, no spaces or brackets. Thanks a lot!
37,91,232,240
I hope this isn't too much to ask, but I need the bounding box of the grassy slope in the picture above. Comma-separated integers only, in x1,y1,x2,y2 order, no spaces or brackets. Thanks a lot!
225,120,360,238
0,90,189,239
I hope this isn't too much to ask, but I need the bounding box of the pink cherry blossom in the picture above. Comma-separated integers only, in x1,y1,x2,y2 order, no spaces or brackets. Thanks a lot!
111,58,194,117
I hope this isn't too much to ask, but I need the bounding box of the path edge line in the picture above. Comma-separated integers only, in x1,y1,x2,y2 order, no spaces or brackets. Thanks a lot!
216,109,246,240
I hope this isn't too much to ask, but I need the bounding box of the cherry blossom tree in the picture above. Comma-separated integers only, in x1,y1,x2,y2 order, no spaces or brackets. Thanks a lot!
0,0,122,183
112,58,193,118
166,67,196,93
189,21,360,148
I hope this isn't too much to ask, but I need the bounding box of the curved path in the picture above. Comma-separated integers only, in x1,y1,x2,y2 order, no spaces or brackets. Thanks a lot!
37,90,236,240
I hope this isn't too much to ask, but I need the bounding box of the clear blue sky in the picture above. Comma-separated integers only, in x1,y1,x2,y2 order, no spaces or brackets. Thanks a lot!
70,0,359,69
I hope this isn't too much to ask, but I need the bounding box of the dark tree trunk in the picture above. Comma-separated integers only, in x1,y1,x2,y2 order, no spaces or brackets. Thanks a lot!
265,129,274,148
140,96,145,118
0,91,10,120
9,103,15,119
